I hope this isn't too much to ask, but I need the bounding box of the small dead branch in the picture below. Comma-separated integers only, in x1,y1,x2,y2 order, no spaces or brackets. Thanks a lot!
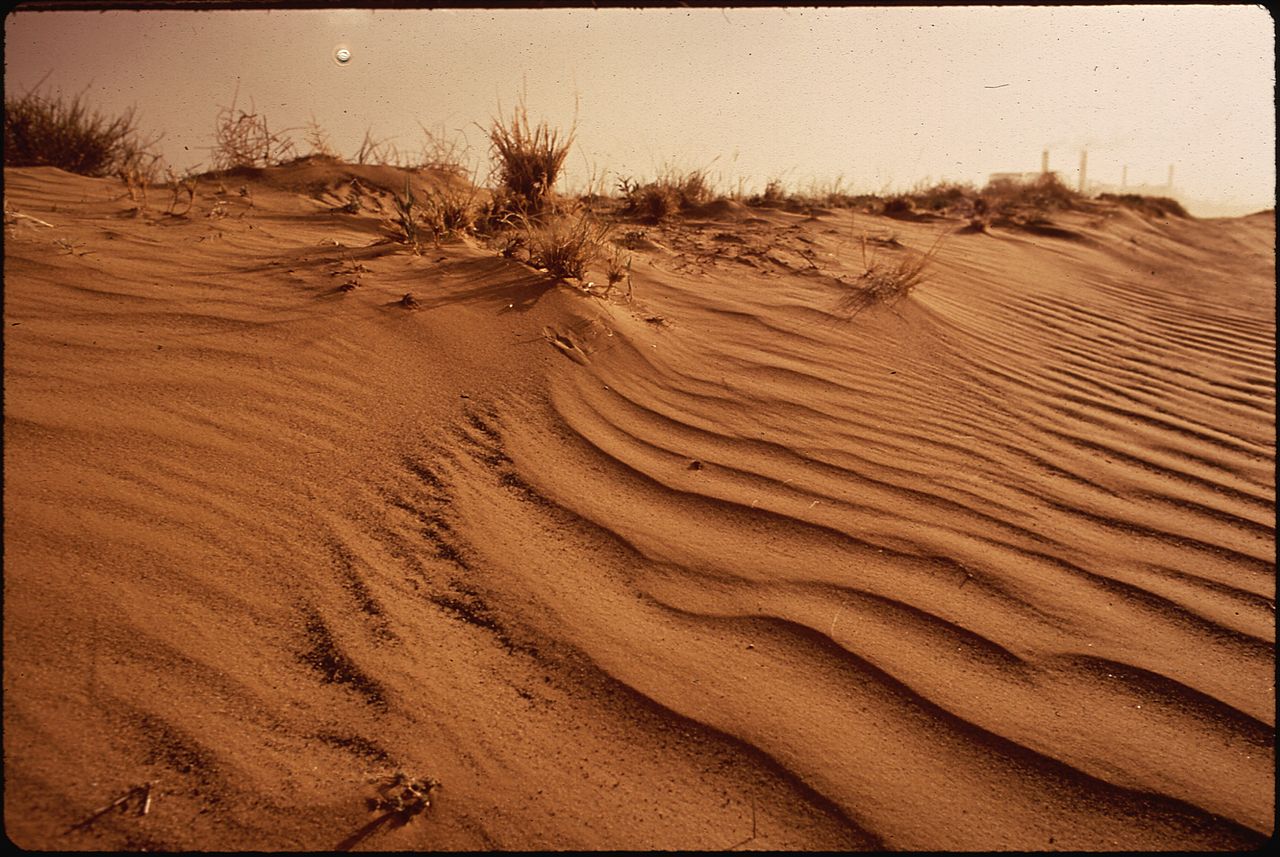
4,207,56,228
164,167,198,216
65,781,156,834
366,771,440,822
54,237,95,256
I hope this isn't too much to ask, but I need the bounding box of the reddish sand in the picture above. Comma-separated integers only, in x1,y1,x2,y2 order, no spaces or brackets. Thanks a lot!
3,161,1274,850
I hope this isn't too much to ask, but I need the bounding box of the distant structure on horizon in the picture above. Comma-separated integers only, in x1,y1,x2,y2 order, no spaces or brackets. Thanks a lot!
1088,164,1177,198
988,150,1178,200
987,149,1062,186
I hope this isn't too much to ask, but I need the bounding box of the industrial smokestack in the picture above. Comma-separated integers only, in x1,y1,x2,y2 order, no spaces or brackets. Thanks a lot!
1167,165,1174,190
1079,150,1088,193
1121,165,1128,188
1041,149,1050,175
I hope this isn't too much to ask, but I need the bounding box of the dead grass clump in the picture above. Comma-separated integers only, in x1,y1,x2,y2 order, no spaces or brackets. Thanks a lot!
5,79,162,178
521,210,612,281
210,88,297,170
387,177,476,249
838,230,946,317
419,182,479,239
881,196,917,217
666,168,714,207
1097,193,1189,219
618,178,679,221
603,243,634,299
487,99,575,216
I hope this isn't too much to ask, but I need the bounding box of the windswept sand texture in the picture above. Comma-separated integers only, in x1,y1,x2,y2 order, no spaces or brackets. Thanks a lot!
3,162,1274,850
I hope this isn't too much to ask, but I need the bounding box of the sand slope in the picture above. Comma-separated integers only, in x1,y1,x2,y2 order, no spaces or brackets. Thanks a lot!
3,163,1273,850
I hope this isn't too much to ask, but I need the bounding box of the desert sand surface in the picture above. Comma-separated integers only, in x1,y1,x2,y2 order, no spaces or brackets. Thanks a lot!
3,161,1274,851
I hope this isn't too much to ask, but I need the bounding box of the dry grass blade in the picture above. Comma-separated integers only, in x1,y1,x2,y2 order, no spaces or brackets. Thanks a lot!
64,781,157,834
390,176,422,253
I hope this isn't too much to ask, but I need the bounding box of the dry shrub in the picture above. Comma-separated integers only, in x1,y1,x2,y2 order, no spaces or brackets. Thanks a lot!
5,79,162,178
665,168,713,207
881,196,916,217
748,178,787,207
389,176,479,250
164,167,198,216
415,124,472,178
210,88,296,170
980,173,1082,216
353,127,400,165
304,115,337,158
618,177,679,220
838,230,946,317
908,180,978,212
618,167,714,220
487,99,575,216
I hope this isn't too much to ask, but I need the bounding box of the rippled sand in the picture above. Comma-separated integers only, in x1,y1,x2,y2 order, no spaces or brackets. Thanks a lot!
4,162,1273,850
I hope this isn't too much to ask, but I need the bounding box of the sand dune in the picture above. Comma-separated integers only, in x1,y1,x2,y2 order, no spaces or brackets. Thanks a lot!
3,162,1273,850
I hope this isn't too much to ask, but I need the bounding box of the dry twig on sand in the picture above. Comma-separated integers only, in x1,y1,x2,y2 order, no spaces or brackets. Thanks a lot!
64,781,156,835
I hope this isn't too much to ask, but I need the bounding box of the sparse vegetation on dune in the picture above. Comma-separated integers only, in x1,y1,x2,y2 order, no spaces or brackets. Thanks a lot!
4,79,161,178
616,165,717,221
906,180,980,213
7,82,1201,284
1097,192,1189,219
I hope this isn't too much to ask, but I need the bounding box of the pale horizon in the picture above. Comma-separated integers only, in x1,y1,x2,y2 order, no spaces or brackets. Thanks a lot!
4,5,1276,216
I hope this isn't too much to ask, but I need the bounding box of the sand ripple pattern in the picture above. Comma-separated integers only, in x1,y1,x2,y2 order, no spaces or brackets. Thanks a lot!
463,212,1275,848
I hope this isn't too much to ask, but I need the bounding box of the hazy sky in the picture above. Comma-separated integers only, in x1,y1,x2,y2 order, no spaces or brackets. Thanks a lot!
4,6,1275,210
